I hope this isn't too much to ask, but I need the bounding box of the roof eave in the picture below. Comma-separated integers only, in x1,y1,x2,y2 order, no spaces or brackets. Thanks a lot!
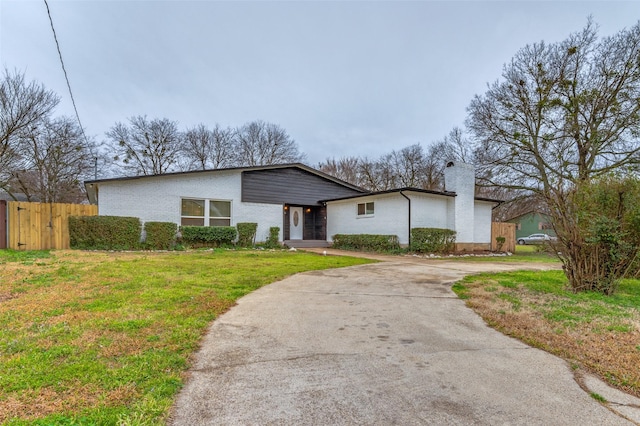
83,163,366,199
322,187,457,203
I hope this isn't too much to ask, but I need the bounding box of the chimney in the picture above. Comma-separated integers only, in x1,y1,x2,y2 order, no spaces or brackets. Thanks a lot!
444,162,475,245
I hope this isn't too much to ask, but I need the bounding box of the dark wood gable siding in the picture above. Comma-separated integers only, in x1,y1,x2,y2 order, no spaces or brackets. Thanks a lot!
242,168,363,206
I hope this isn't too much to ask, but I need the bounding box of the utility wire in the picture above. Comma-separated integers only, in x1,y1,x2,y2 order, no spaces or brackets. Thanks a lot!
43,0,89,145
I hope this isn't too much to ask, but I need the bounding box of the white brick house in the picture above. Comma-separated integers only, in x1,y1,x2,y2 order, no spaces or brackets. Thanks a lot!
84,162,499,249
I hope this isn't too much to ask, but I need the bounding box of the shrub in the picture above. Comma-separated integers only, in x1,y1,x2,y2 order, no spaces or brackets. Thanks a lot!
69,216,141,250
236,222,258,247
410,228,456,253
495,236,506,252
144,221,177,250
180,226,237,248
332,234,400,252
264,226,281,249
563,175,640,294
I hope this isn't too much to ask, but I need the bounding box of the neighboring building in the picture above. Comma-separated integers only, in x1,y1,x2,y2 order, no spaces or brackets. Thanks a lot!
84,162,500,249
0,191,28,201
505,211,555,239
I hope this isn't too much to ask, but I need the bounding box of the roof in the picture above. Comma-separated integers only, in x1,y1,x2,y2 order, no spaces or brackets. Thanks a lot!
0,191,29,202
322,187,502,204
84,163,364,204
474,195,504,204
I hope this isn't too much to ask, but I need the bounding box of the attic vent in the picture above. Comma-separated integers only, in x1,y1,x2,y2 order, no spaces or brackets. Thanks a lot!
446,161,455,168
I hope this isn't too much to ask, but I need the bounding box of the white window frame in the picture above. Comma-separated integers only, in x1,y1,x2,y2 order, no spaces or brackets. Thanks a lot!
181,198,232,227
357,201,375,217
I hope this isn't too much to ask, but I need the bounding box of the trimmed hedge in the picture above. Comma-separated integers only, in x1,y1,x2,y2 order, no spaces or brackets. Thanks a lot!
264,226,280,248
69,216,141,250
410,227,456,253
332,234,400,252
180,226,237,248
144,221,177,250
236,222,258,247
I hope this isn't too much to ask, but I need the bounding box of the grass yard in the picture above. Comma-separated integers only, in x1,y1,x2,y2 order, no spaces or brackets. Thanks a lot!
0,249,374,425
453,270,640,398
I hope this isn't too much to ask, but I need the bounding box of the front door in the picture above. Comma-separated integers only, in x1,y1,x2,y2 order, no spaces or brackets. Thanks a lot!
290,207,303,240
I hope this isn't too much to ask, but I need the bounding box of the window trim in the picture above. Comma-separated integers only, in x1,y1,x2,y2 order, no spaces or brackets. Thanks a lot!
181,197,232,227
357,201,375,217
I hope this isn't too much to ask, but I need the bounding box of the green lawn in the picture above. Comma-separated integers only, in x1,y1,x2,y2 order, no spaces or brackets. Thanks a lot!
0,249,374,425
453,270,640,397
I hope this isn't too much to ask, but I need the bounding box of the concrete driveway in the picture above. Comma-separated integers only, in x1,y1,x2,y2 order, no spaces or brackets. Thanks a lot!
170,254,640,425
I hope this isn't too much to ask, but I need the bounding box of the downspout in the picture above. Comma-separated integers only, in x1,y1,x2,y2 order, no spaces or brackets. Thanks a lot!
400,190,411,248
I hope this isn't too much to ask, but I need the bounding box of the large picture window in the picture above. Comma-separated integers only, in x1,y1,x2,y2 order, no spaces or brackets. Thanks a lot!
357,202,374,216
181,198,231,226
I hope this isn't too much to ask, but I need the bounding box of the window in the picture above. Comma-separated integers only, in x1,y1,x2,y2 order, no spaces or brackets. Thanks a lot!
357,202,374,216
209,200,231,226
539,222,552,230
181,199,205,226
181,198,231,226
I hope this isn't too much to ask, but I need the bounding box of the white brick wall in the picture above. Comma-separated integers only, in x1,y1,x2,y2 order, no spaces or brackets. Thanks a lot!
473,201,494,243
327,194,410,244
409,193,451,229
326,191,454,246
97,170,283,242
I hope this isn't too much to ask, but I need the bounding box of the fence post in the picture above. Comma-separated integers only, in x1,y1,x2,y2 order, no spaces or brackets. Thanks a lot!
0,200,6,249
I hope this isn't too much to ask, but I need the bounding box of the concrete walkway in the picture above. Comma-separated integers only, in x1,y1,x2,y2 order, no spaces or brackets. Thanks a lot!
170,252,640,425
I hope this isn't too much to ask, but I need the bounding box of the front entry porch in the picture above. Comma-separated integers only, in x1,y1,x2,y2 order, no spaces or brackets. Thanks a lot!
283,204,328,248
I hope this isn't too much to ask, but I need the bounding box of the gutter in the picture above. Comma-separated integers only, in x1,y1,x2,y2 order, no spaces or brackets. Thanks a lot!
400,190,411,247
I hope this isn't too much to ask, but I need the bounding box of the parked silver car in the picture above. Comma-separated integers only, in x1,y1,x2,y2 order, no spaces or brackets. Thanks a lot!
517,233,557,245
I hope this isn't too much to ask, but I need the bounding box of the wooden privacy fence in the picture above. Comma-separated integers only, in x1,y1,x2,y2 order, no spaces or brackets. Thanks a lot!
3,201,97,250
0,201,6,249
491,222,516,253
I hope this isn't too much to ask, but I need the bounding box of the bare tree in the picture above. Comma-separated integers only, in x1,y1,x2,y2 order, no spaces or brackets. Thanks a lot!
9,117,95,203
182,123,236,170
354,157,380,191
423,141,449,190
0,69,59,198
234,120,305,167
441,127,475,164
467,19,640,292
107,116,181,175
421,128,477,191
321,143,449,192
386,144,428,188
317,156,361,186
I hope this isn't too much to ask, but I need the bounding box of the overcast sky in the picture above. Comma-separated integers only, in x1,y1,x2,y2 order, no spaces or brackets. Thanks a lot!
1,1,639,170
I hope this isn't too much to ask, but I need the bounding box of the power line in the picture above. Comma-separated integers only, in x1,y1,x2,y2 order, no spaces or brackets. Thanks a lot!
43,0,89,144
